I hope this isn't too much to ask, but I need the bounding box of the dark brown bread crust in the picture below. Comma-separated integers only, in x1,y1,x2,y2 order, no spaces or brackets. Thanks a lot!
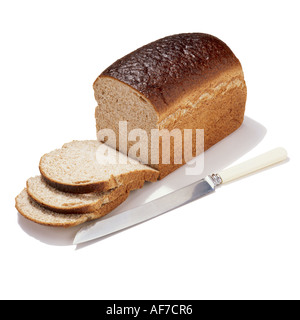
100,33,242,114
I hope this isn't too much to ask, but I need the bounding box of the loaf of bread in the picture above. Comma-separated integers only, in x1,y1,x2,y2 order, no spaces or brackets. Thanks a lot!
94,33,247,178
16,32,247,228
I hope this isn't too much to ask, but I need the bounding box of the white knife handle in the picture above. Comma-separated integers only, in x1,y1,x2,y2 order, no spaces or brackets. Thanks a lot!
218,147,287,184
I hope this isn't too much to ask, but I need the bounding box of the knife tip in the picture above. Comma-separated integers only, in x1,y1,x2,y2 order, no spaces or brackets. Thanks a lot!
73,232,84,245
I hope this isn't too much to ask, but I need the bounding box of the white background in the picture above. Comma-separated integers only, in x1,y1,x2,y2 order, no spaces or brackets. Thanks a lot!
1,0,299,300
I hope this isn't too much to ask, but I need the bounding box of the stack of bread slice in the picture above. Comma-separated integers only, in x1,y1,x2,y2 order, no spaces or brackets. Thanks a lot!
15,140,159,227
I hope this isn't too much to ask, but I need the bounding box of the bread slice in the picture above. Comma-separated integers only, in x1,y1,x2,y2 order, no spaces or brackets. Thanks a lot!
26,175,144,214
39,140,159,193
16,189,130,227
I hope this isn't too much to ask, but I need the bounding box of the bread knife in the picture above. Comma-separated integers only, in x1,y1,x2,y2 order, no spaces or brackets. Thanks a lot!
73,148,287,245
